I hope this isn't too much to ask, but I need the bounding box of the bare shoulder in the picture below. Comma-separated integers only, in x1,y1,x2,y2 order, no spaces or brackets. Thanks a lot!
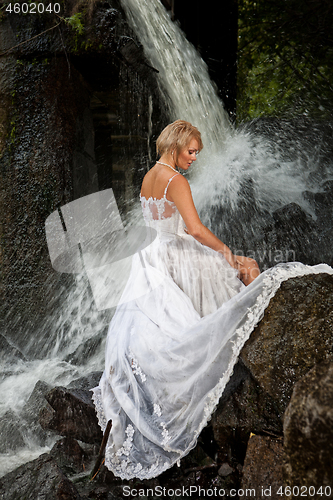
140,166,156,192
141,167,155,184
168,173,191,195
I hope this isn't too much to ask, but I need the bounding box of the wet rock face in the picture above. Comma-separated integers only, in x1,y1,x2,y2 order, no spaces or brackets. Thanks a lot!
265,202,320,266
0,454,80,500
0,55,92,354
211,364,282,464
284,362,333,490
39,386,103,444
0,333,25,364
240,272,333,414
0,410,26,454
50,437,91,476
241,435,284,498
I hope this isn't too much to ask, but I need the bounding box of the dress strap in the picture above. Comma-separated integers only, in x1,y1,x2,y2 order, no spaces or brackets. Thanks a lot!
164,173,180,198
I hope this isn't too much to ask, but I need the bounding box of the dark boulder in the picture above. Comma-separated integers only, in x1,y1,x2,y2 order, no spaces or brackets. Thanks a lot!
283,361,333,491
240,272,333,414
303,180,333,232
22,380,53,420
303,180,333,266
21,380,56,446
64,329,105,365
39,386,103,444
0,334,25,364
240,435,283,498
211,368,282,464
68,371,103,390
0,453,80,500
264,202,319,266
50,437,90,476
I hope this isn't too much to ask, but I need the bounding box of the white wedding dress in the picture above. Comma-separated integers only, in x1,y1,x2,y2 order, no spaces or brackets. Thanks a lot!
92,174,332,480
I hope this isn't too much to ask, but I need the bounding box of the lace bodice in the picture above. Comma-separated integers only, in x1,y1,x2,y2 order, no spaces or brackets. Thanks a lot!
140,195,178,222
140,173,186,235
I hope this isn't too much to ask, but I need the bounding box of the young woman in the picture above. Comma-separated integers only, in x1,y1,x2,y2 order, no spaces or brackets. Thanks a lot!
92,120,330,480
140,120,260,287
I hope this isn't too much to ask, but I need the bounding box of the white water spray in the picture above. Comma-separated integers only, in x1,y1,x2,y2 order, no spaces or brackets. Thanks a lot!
121,0,333,228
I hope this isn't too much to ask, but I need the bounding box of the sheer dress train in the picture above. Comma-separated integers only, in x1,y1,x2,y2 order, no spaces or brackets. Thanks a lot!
92,174,332,480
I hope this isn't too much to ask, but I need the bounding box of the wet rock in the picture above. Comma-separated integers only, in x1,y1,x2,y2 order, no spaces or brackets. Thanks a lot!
0,410,26,453
303,179,333,221
219,361,250,405
241,435,283,498
0,453,80,500
264,202,319,265
0,333,25,363
240,272,333,414
303,180,333,266
283,362,333,490
68,371,103,391
182,444,217,472
22,380,53,419
211,370,282,464
39,386,103,444
50,437,89,475
65,330,105,365
218,463,234,477
272,202,313,230
1,0,164,356
21,379,56,446
0,382,57,457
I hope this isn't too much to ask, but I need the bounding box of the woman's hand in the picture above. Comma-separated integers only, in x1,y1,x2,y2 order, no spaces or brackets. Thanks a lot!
235,256,260,286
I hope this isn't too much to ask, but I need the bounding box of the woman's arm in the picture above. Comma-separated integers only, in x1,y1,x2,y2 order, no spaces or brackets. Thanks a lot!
167,175,238,268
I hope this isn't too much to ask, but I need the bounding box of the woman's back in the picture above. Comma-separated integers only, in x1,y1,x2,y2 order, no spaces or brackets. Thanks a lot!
140,165,181,222
140,164,178,202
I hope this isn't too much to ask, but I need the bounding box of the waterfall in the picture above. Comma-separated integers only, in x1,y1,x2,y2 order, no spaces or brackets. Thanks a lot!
119,0,233,153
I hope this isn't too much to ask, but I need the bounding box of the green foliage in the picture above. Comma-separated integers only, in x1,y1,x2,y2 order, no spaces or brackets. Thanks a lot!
62,12,85,53
237,0,333,121
10,119,16,144
65,12,84,35
82,38,93,51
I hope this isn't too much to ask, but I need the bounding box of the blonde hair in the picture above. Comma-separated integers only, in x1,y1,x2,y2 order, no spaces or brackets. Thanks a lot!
156,119,203,160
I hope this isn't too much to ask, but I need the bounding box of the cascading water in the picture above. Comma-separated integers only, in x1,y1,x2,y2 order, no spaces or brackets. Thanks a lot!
119,0,233,154
1,0,333,478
